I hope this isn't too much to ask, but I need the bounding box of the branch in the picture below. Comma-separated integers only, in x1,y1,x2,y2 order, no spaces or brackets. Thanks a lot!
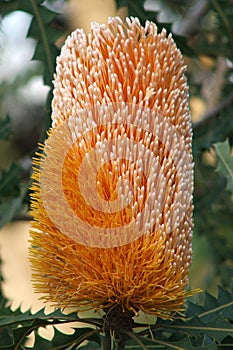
12,213,32,222
174,0,209,37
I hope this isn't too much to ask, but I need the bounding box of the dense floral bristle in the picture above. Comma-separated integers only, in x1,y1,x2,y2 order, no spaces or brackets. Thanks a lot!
29,17,195,318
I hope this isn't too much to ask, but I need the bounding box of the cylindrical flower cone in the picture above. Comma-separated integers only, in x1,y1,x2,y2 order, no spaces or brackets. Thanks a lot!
30,17,194,319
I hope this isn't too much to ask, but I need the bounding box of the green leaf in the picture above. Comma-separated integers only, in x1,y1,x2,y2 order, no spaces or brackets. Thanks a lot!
0,116,12,141
0,0,18,14
187,285,233,322
168,315,233,343
137,286,233,348
0,306,102,349
210,0,233,59
0,163,27,227
193,147,233,278
0,192,25,228
23,0,61,86
27,327,101,350
214,139,233,192
0,308,77,328
1,0,64,89
0,163,23,198
193,110,233,152
126,334,217,350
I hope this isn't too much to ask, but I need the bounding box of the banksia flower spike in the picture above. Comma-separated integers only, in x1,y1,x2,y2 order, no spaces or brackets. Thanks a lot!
30,16,194,324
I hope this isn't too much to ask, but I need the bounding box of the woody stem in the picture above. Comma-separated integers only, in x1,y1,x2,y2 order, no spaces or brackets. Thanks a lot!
103,305,136,349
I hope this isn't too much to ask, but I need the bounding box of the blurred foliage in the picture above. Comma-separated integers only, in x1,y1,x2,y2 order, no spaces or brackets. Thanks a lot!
0,116,12,141
0,0,233,349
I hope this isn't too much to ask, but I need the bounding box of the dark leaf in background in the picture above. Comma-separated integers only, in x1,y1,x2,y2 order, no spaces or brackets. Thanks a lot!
214,139,233,193
0,116,12,141
0,163,23,198
1,0,66,136
0,163,27,227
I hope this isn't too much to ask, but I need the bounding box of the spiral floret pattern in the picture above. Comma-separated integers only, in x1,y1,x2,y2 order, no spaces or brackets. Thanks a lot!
30,17,194,318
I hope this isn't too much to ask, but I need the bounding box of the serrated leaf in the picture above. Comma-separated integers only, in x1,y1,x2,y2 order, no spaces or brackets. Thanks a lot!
0,116,12,141
172,315,233,343
160,337,216,350
2,0,63,88
0,306,102,350
138,286,233,347
28,327,101,350
214,139,233,192
126,334,216,350
187,286,233,322
0,307,102,330
24,0,60,84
